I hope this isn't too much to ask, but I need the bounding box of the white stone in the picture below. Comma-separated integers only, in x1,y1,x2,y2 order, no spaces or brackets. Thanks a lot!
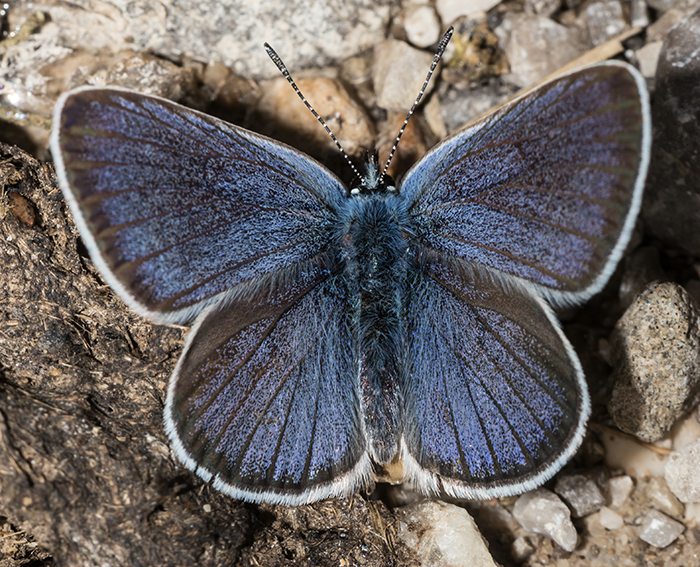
513,489,578,552
404,5,442,48
637,509,685,548
397,501,497,567
599,507,624,530
373,39,434,111
436,0,502,24
665,440,700,503
636,41,663,79
608,475,635,508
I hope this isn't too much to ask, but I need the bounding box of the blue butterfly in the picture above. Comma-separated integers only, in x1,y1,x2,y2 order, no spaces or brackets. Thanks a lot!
50,29,650,505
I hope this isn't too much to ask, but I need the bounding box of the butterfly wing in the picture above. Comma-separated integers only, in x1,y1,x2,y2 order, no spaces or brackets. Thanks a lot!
401,254,589,498
400,62,651,307
165,253,370,505
51,87,346,323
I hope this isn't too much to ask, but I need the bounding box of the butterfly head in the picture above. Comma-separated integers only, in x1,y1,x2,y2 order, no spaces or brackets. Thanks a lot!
350,152,396,196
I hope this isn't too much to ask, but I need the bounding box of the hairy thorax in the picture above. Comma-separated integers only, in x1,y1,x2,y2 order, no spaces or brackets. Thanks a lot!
339,194,410,464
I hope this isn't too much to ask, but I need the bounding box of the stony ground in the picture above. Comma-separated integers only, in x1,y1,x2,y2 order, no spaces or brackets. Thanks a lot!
1,1,700,566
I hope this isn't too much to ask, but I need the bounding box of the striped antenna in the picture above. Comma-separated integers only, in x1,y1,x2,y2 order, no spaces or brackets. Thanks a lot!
379,27,454,183
265,43,362,183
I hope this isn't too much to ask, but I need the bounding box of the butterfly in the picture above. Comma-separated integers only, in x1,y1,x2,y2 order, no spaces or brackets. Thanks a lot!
50,28,650,506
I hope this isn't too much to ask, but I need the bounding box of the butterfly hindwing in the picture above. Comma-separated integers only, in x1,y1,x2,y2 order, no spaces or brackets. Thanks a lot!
400,62,650,307
51,87,346,323
165,254,370,505
401,253,589,498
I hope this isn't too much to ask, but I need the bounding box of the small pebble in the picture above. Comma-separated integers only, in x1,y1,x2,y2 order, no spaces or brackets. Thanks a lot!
397,501,497,567
608,476,634,508
609,283,700,442
403,5,441,48
512,489,578,552
637,509,685,548
665,440,700,503
599,506,624,530
554,474,606,518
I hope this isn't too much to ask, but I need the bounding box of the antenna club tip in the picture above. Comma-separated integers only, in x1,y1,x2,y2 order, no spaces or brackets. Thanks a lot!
440,27,454,47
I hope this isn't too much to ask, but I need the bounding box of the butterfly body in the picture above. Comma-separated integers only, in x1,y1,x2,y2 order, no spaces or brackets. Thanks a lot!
51,60,651,505
340,189,410,464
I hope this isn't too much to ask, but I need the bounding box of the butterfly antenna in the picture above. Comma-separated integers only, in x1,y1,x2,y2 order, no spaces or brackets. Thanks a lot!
264,42,363,183
379,27,454,183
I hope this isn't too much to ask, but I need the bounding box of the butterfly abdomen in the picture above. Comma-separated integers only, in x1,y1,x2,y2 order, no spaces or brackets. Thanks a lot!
340,195,409,464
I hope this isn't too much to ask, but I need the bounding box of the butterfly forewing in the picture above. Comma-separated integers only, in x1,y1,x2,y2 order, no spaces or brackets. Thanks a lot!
400,62,650,307
165,254,370,505
51,87,346,323
401,254,589,498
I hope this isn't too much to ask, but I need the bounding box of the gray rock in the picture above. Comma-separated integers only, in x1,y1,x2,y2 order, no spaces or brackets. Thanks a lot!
496,13,586,87
609,282,700,442
607,475,634,508
513,489,578,552
581,0,628,45
554,474,606,518
665,440,700,503
403,5,442,48
396,501,497,567
642,8,700,255
373,39,435,111
637,509,685,548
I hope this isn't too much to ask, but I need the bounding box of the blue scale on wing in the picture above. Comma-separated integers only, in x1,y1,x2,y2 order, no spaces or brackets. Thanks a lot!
56,89,346,320
403,254,584,487
400,65,646,302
